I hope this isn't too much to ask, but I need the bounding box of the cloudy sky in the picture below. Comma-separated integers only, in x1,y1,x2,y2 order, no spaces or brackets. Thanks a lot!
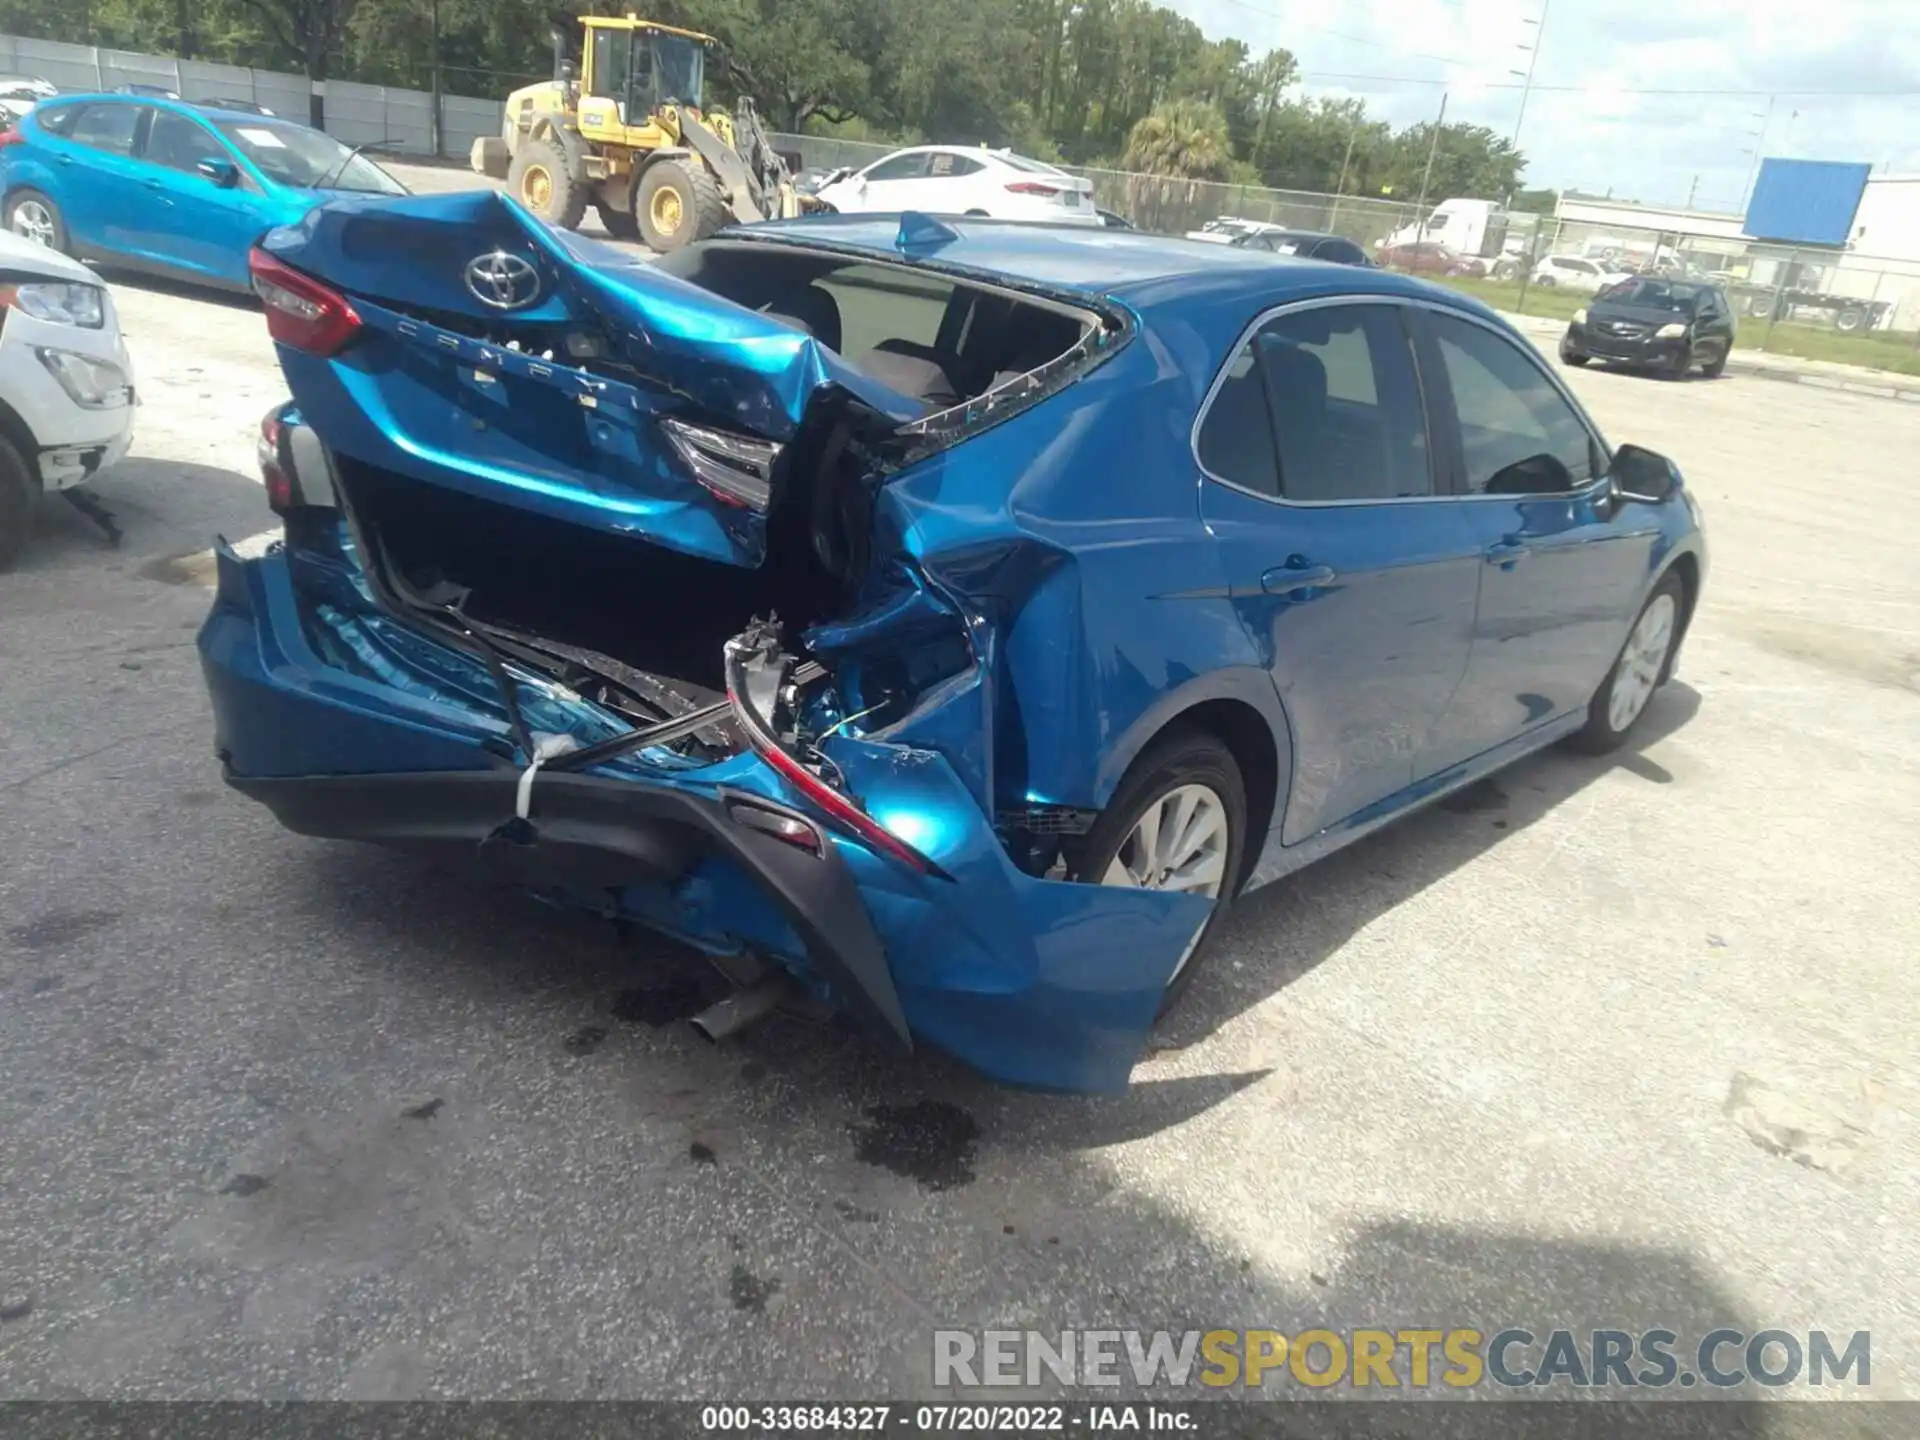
1163,0,1920,212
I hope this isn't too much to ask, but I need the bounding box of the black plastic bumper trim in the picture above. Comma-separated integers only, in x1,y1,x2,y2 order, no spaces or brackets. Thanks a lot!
225,765,912,1049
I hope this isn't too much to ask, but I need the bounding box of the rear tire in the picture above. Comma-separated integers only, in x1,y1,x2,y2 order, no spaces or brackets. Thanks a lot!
1569,575,1685,754
636,161,728,254
1068,728,1247,1017
1835,306,1866,333
5,188,67,253
0,434,40,571
507,136,588,230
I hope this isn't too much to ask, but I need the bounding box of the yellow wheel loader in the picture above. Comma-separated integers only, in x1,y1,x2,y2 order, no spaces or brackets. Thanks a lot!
470,15,804,252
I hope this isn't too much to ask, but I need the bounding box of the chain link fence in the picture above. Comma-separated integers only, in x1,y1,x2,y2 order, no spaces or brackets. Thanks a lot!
6,32,1917,377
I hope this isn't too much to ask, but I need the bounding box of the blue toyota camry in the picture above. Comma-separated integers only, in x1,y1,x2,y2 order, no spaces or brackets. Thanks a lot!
0,94,405,290
200,195,1705,1091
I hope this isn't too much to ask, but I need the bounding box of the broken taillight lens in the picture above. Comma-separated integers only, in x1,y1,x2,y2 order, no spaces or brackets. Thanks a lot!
660,417,780,511
257,409,293,513
249,247,362,357
725,797,823,856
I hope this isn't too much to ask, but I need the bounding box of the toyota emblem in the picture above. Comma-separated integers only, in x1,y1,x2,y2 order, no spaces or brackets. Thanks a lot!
463,250,541,310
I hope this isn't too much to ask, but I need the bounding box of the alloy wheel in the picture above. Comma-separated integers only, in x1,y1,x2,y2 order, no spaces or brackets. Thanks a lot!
1607,593,1677,733
1099,782,1230,981
11,199,54,247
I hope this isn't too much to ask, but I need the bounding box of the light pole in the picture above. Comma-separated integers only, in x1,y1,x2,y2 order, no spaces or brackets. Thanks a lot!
1740,96,1777,213
1510,0,1551,148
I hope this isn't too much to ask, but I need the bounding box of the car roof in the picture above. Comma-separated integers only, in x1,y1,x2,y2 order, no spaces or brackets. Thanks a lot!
729,214,1499,344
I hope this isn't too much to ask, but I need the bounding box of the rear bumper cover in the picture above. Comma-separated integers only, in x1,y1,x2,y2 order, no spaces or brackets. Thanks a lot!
200,541,1212,1092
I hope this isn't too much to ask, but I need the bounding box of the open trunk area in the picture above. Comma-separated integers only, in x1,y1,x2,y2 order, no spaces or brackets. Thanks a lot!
336,456,852,702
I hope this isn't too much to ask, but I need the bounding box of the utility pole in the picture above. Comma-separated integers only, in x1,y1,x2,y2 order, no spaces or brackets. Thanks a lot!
1414,90,1448,242
1685,174,1699,209
429,0,443,158
1328,107,1362,232
1510,0,1551,148
1740,95,1777,213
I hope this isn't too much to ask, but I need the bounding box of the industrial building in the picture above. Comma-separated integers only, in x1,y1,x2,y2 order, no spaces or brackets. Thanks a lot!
1554,159,1920,332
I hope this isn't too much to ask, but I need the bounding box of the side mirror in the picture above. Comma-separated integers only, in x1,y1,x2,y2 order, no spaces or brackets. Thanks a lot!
1610,443,1678,504
197,156,238,187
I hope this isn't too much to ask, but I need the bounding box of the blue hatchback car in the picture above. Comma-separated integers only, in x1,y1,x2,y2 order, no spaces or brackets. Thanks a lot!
200,194,1705,1092
0,94,405,291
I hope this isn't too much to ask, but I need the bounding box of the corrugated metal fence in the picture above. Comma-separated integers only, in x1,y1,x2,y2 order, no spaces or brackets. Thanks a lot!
0,33,503,159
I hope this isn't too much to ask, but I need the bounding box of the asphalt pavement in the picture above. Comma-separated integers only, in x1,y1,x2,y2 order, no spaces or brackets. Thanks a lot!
0,240,1916,1407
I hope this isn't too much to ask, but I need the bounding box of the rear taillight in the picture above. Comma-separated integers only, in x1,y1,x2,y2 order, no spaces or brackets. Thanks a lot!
248,247,361,357
0,129,25,149
1005,181,1062,196
722,641,946,879
661,417,780,511
257,408,294,513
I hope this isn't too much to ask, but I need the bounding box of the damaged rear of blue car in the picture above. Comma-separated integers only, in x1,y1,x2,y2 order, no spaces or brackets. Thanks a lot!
200,191,1261,1092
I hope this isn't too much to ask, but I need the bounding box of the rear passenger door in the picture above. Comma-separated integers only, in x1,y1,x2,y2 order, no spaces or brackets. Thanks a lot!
1196,299,1483,845
1412,307,1661,772
49,102,148,256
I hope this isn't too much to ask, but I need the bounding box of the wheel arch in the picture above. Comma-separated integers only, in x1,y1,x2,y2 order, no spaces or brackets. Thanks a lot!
1656,546,1703,683
0,392,44,474
1093,667,1292,898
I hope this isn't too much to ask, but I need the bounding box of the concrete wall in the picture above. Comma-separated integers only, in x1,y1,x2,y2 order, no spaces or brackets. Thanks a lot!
0,32,504,160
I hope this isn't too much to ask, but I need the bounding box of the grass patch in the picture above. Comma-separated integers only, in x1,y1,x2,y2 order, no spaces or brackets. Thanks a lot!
1429,275,1592,324
1747,323,1920,378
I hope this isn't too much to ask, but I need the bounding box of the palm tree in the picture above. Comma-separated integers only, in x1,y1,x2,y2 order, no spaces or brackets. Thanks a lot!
1122,98,1232,233
1123,98,1231,181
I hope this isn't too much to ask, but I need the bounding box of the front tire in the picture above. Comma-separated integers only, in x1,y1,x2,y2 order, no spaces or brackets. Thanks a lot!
1701,345,1729,378
507,137,588,230
5,188,67,252
1570,576,1684,754
1559,337,1590,366
636,161,727,254
0,434,40,571
1070,729,1247,1016
597,201,641,242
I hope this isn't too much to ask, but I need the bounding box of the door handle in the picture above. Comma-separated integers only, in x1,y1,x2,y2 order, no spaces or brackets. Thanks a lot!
1484,540,1531,567
1261,563,1336,596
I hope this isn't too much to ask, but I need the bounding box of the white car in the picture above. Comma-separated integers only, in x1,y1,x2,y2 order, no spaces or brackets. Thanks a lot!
1531,254,1632,294
1184,218,1287,245
812,146,1099,226
0,75,56,124
0,229,136,567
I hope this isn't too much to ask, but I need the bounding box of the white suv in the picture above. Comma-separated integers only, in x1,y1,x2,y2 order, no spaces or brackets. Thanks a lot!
812,147,1100,226
0,229,135,567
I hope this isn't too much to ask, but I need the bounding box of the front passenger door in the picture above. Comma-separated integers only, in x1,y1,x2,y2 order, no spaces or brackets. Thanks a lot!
129,107,269,282
50,102,147,257
849,151,931,213
1415,310,1662,772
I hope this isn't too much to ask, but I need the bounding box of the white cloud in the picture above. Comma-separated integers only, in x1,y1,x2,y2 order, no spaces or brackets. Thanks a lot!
1164,0,1920,211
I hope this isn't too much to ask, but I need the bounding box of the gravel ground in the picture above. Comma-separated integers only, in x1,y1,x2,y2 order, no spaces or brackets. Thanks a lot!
0,239,1915,1410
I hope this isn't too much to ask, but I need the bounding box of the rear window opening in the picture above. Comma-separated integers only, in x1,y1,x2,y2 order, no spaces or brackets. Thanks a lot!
652,241,1098,410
